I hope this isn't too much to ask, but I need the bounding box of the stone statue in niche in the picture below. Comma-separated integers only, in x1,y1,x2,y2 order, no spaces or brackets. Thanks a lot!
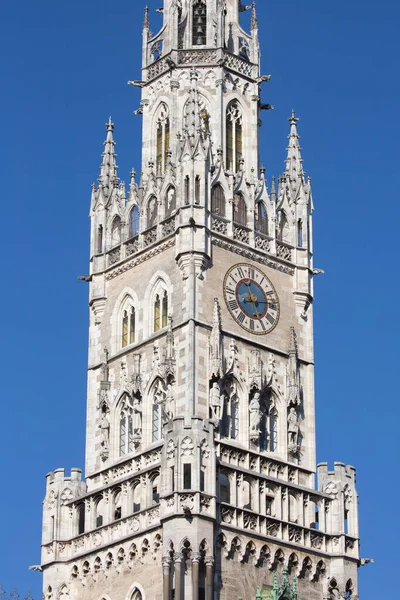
209,382,223,423
133,396,142,445
249,392,262,441
99,410,110,452
288,407,300,447
165,383,176,420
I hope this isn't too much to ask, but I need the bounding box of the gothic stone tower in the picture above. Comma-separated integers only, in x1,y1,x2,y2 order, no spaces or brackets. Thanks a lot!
41,2,361,600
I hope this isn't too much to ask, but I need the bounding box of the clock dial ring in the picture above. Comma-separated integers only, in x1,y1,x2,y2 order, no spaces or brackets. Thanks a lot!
223,263,280,335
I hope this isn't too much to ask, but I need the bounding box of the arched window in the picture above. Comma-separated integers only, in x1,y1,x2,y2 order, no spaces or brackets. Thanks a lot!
152,475,160,505
256,202,269,235
114,491,122,521
152,380,168,442
289,493,298,523
154,289,168,332
297,219,303,248
122,306,135,348
219,473,231,504
147,195,157,229
226,101,243,172
131,591,143,600
221,384,239,440
97,225,103,253
129,205,140,238
270,407,278,452
193,1,207,46
77,503,85,535
211,184,225,217
165,186,176,217
96,498,105,528
277,210,289,242
233,193,247,226
133,483,141,513
111,216,122,247
156,104,170,173
195,175,201,205
243,480,252,510
120,394,134,457
265,487,275,516
184,175,190,205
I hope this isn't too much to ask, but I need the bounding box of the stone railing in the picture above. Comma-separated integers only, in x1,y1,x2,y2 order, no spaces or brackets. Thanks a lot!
212,216,229,235
233,224,251,244
146,56,170,81
224,52,254,77
143,226,157,248
255,232,272,253
108,246,121,267
276,241,293,262
43,506,161,563
161,492,215,520
126,236,139,257
178,49,218,65
161,215,176,237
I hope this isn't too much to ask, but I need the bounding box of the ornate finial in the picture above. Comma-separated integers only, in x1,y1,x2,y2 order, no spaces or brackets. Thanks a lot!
130,168,136,182
106,116,114,132
289,109,299,125
143,5,150,29
251,2,258,30
260,164,266,178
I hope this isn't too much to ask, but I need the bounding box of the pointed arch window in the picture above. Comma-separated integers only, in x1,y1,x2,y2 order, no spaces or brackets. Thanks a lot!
233,193,247,226
131,591,143,600
219,473,231,504
211,184,225,217
193,1,207,46
221,384,239,440
195,175,201,205
97,225,103,254
165,186,176,217
154,289,168,332
147,195,157,229
156,103,170,174
277,210,289,242
184,175,190,205
122,306,136,348
259,393,278,453
152,381,168,442
270,407,278,452
96,498,105,528
226,101,243,172
119,395,135,457
256,202,269,235
297,219,303,248
111,216,122,247
129,205,140,238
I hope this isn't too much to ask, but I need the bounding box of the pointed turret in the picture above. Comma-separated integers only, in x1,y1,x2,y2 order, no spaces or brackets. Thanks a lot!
98,117,118,193
251,2,258,30
285,110,304,183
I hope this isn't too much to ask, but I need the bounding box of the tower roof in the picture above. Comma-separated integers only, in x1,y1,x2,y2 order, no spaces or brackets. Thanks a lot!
98,117,118,192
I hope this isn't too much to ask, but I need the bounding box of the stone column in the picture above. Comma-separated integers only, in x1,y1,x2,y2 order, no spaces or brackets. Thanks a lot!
192,552,201,600
205,556,214,600
174,554,182,600
163,556,171,600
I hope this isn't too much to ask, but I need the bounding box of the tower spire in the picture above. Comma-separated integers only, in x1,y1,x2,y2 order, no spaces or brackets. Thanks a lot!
143,5,150,30
251,2,258,30
99,117,118,192
285,110,304,182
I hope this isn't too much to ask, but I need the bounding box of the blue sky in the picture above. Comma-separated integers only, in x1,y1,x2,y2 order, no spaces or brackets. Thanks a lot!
0,0,398,596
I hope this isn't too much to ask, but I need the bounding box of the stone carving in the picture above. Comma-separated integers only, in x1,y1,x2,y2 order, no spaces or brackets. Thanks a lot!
209,382,223,423
60,488,74,506
180,494,194,510
108,246,121,266
249,392,262,442
106,239,175,281
99,412,110,454
201,439,210,460
166,439,176,461
211,216,228,234
47,490,57,509
287,328,301,407
311,533,324,550
181,437,194,457
324,482,339,497
276,242,292,261
233,224,250,244
164,384,175,420
288,408,299,446
255,234,271,252
209,298,222,378
248,350,262,391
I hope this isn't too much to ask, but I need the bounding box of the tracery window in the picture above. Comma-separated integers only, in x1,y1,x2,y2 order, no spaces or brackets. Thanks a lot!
259,393,278,452
255,202,269,235
233,193,247,226
122,307,136,348
156,103,170,173
193,1,207,46
119,394,134,457
111,216,122,247
129,205,140,238
221,384,239,440
152,380,168,442
277,210,289,242
154,289,168,332
226,101,243,172
211,184,225,217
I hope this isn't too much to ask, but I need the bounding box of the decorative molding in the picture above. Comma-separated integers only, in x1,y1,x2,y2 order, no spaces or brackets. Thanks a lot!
106,239,175,281
212,238,294,276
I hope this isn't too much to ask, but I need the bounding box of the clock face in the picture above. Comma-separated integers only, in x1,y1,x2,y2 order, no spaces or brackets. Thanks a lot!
223,264,280,335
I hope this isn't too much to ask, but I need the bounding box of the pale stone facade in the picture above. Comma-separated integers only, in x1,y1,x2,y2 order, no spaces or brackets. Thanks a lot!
41,2,361,599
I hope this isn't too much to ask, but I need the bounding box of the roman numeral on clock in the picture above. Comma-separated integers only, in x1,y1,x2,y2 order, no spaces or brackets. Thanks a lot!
266,313,275,325
229,300,239,311
226,287,236,296
250,319,255,331
238,312,246,324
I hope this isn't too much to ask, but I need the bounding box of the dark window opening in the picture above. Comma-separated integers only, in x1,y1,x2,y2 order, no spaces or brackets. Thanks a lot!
200,468,205,492
193,1,207,46
184,464,192,490
96,515,103,528
152,486,160,505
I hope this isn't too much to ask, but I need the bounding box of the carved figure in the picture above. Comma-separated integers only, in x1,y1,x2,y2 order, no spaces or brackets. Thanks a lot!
249,392,262,435
133,397,142,435
288,407,299,445
165,384,176,420
99,413,110,450
209,382,223,421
